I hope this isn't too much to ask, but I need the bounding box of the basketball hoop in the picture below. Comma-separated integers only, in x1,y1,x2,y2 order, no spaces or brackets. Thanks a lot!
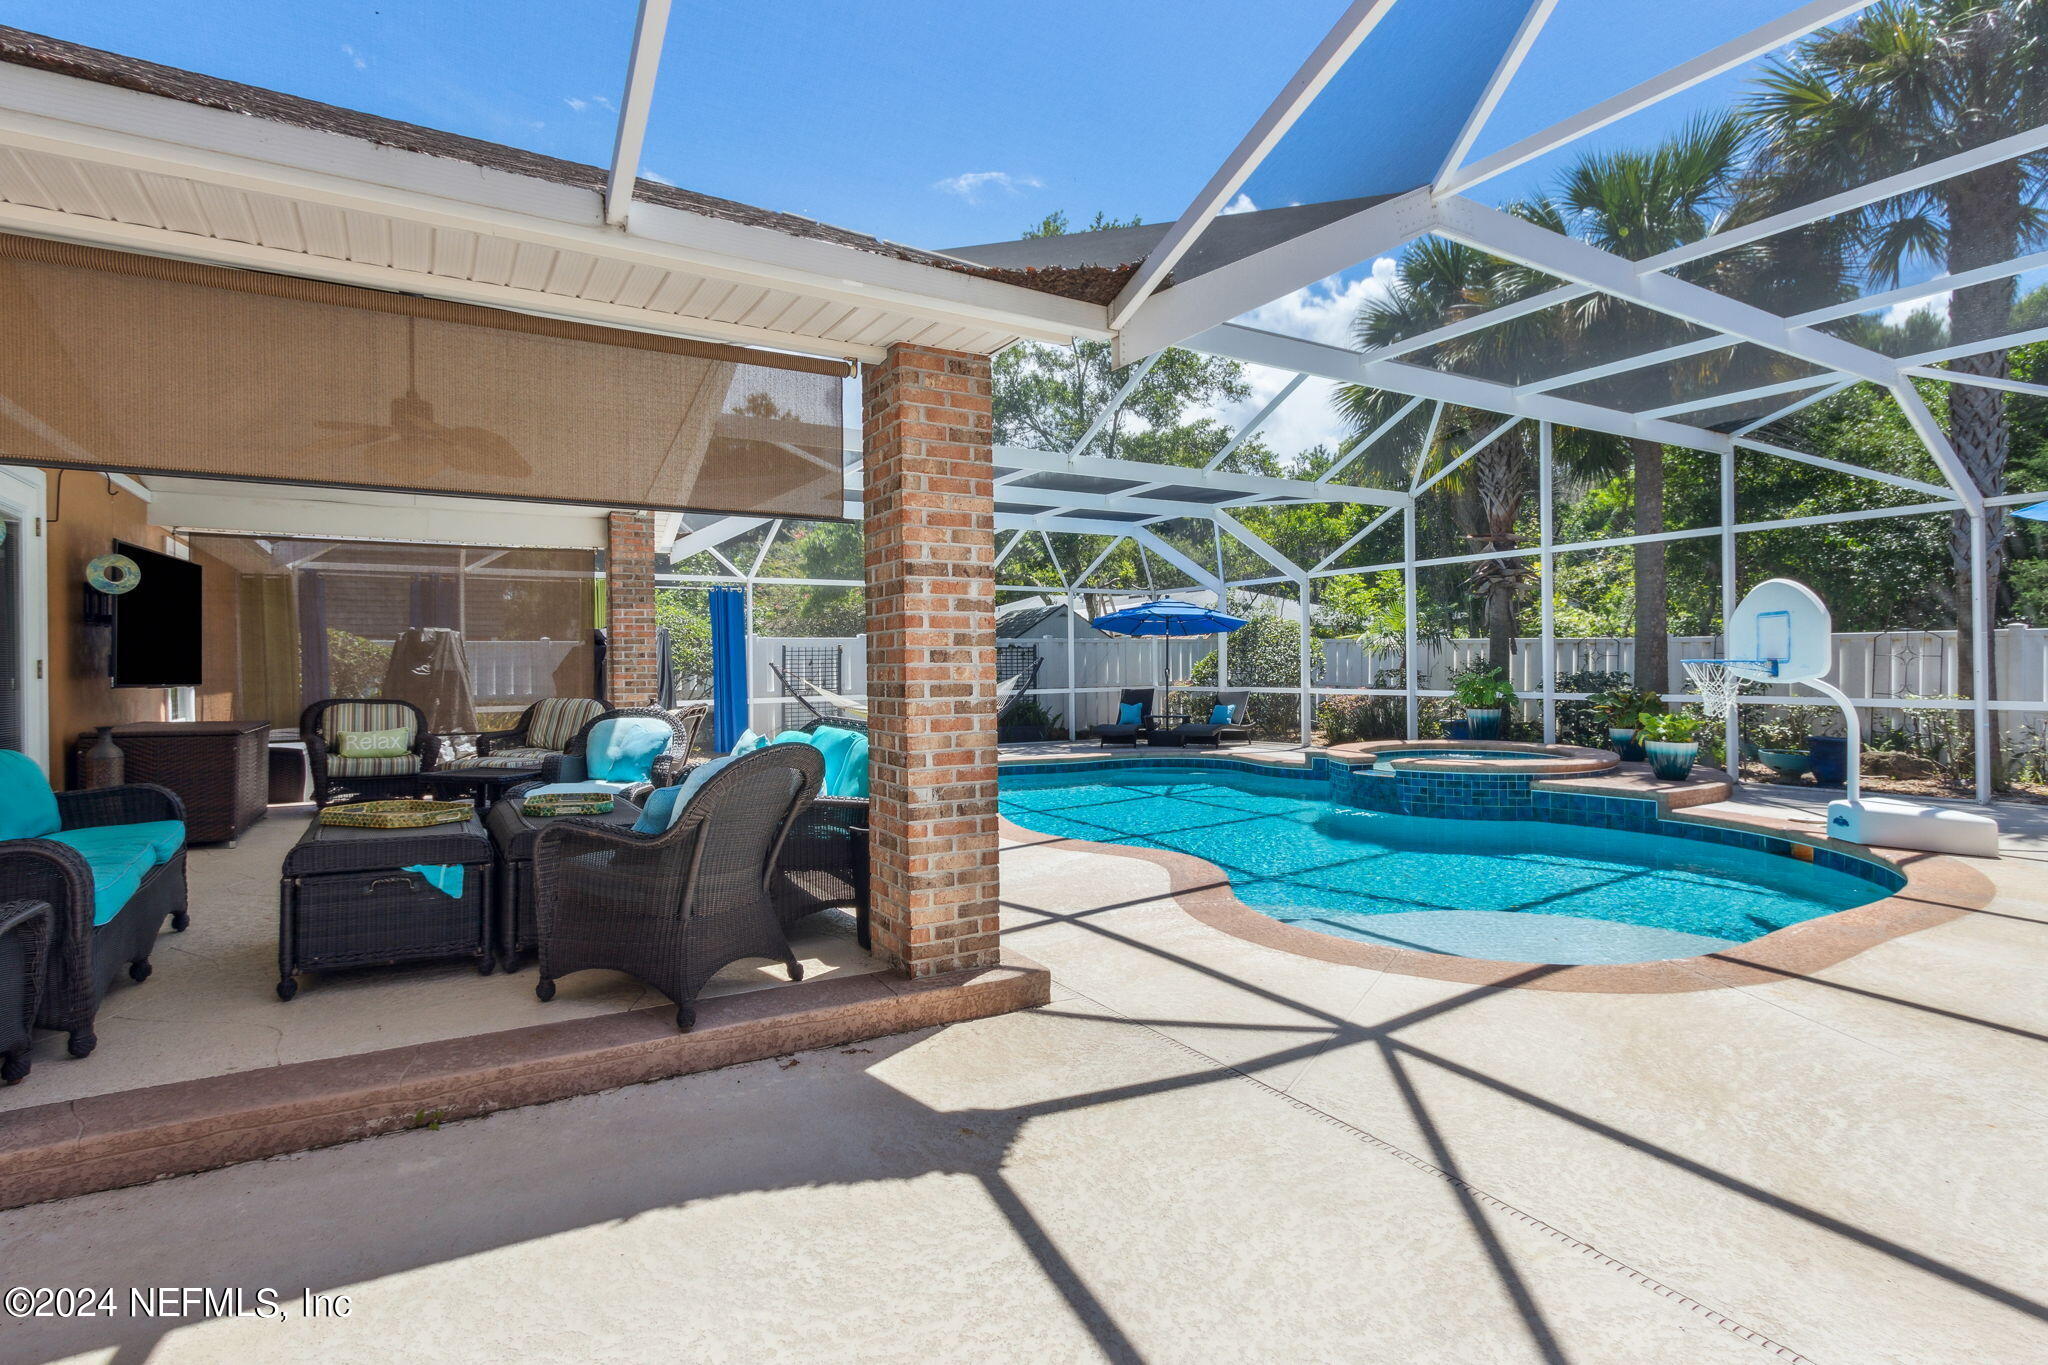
1682,658,1760,720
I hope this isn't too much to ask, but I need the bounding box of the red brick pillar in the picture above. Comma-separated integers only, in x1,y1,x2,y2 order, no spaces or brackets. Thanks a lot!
606,510,659,706
862,343,1000,977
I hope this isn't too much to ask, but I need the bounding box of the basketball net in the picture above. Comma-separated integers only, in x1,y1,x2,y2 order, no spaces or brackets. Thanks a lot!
1682,659,1743,720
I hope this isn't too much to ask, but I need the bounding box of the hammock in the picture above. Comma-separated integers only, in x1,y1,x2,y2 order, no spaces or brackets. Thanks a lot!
773,665,869,721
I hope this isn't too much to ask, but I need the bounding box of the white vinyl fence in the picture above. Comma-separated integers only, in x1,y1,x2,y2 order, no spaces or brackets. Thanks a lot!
705,627,2048,742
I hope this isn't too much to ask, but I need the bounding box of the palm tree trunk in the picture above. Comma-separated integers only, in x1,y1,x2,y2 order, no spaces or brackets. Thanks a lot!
1943,171,2019,718
1630,438,1667,696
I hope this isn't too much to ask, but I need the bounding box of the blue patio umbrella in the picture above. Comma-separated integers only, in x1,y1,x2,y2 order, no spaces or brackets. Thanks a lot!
1089,599,1249,703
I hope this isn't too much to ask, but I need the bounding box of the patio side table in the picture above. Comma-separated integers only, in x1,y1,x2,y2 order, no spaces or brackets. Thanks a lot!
418,766,545,805
485,795,642,971
277,813,494,999
0,899,52,1085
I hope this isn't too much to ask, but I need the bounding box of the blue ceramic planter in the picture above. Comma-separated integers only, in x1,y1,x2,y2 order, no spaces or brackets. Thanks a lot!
1465,708,1503,739
1644,739,1697,780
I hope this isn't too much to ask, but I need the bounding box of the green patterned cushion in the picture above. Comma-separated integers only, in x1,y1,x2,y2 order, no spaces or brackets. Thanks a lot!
321,702,416,744
445,748,554,770
326,753,421,777
338,727,411,759
528,698,606,753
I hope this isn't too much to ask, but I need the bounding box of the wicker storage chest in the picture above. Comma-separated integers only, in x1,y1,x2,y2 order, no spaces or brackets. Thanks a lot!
73,721,269,844
277,814,493,998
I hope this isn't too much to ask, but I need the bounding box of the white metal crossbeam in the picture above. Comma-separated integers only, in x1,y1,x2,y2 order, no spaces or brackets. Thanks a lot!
1190,321,1733,451
1439,1,1878,196
606,0,676,228
1109,0,1404,331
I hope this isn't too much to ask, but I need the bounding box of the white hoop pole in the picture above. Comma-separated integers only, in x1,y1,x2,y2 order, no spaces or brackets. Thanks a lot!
1806,677,1861,805
1720,447,1740,786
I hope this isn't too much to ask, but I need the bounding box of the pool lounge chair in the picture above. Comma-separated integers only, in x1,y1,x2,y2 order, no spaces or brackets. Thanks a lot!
1167,692,1252,747
1094,688,1156,746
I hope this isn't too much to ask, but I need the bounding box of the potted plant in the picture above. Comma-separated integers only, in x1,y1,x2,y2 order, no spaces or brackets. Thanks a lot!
1450,667,1517,740
999,697,1061,745
1638,709,1704,780
1588,688,1666,761
1749,709,1813,780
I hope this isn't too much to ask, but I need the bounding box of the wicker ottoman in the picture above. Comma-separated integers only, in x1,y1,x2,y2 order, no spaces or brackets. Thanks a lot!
0,899,52,1085
277,815,494,999
485,795,641,971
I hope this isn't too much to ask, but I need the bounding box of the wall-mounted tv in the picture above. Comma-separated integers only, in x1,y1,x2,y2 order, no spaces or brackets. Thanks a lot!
110,540,203,689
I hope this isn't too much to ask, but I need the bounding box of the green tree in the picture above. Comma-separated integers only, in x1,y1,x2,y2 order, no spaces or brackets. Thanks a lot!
1746,0,2048,667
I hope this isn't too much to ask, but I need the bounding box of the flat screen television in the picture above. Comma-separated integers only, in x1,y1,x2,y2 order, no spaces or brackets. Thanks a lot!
110,540,203,688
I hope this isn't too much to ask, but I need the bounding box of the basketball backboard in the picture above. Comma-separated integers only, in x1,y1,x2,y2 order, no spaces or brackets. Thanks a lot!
1726,578,1831,684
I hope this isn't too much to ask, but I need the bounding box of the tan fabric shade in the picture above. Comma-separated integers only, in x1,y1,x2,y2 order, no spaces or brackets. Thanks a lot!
0,233,848,518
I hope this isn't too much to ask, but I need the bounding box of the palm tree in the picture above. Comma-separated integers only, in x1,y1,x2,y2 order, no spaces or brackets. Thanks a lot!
1745,0,2048,676
1337,240,1605,671
1522,114,1756,693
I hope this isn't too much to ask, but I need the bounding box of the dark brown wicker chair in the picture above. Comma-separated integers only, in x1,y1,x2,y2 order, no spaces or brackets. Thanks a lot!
443,696,607,776
300,698,436,806
531,743,823,1031
774,719,870,945
539,706,695,789
0,899,51,1084
0,784,188,1058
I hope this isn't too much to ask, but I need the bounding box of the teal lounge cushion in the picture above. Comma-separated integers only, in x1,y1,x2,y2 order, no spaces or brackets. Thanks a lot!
807,725,868,799
587,716,671,782
0,749,59,841
662,756,736,829
730,728,769,756
1209,704,1236,724
1117,702,1145,725
43,825,160,925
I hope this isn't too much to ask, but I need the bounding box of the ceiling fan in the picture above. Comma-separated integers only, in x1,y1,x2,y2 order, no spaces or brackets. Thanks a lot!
293,316,533,478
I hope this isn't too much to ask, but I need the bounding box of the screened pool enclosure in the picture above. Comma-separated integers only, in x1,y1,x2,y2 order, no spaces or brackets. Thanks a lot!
668,0,2048,803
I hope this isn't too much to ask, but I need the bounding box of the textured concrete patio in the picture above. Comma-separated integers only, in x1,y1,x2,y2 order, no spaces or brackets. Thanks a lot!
1,787,2043,1362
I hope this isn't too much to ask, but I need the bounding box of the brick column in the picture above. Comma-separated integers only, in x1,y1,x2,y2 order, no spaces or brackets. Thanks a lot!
862,343,1000,977
606,510,659,706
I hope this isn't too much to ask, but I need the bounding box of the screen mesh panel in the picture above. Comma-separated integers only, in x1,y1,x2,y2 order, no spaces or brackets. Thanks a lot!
187,534,600,732
0,234,848,519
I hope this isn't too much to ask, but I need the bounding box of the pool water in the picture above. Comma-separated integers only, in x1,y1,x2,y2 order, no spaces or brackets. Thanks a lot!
1000,767,1890,965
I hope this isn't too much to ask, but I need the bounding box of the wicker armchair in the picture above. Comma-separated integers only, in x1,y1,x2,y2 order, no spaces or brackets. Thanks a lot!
0,783,188,1058
539,706,695,789
531,743,823,1030
0,899,51,1084
300,698,435,806
445,696,607,775
776,719,870,945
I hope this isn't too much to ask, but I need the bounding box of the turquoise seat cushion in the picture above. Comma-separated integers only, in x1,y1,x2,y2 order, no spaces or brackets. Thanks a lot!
657,755,737,829
632,784,683,834
581,717,670,783
43,825,163,925
0,749,60,840
807,725,869,800
730,728,769,756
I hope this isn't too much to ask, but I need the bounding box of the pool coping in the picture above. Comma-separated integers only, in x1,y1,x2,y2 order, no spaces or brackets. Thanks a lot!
1329,739,1618,776
999,766,1995,994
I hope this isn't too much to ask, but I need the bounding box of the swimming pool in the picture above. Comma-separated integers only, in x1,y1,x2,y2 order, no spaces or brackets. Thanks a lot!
1000,764,1897,965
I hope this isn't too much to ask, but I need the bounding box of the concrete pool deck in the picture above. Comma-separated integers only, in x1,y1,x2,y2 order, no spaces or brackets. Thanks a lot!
1,784,2043,1361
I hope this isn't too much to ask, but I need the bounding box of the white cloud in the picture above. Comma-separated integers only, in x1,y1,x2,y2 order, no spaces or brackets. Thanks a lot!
340,44,366,70
932,170,1044,204
564,96,589,113
1883,292,1950,328
1188,258,1403,463
642,169,677,186
562,94,615,115
1220,192,1257,215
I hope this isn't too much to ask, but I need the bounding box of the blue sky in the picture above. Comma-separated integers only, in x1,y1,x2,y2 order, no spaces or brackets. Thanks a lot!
2,0,1826,248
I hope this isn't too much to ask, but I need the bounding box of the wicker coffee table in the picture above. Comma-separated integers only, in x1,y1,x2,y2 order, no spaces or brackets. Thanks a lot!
418,766,544,804
277,812,494,999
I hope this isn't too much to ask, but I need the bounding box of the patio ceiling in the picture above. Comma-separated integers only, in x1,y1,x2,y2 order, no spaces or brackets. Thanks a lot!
0,27,1110,364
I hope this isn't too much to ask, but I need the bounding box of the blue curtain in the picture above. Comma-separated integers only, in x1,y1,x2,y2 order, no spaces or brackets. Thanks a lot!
710,587,748,752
